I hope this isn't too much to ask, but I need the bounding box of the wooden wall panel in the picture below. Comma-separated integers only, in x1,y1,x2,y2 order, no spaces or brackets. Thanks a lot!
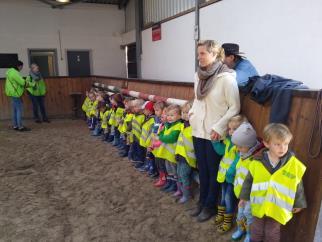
0,77,93,120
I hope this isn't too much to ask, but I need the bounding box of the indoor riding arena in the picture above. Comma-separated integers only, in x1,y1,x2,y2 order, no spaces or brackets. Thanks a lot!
0,1,321,242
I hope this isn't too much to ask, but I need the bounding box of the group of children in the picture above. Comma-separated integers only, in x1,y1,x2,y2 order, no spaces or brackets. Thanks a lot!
82,89,307,242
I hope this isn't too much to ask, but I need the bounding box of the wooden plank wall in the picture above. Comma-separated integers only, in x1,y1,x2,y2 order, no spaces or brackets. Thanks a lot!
0,75,321,242
0,77,93,120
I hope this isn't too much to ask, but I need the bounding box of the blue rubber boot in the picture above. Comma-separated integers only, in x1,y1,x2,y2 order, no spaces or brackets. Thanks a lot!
164,180,177,193
231,220,246,241
160,178,172,191
243,225,250,242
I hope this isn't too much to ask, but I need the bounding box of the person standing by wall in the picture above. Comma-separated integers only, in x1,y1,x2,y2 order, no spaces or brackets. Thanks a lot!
222,43,258,87
189,40,240,222
5,60,31,131
26,63,49,123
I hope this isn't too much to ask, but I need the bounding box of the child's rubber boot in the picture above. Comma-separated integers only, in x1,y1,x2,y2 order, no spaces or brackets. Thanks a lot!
217,213,234,233
178,186,191,204
231,220,246,241
160,178,172,191
243,225,250,242
214,206,226,226
172,182,182,197
164,180,177,193
154,172,166,187
107,135,114,143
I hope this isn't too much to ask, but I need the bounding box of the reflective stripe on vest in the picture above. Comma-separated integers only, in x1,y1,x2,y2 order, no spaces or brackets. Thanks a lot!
249,156,306,225
217,139,237,183
132,114,145,140
233,157,252,198
140,117,154,148
174,126,196,168
157,122,183,163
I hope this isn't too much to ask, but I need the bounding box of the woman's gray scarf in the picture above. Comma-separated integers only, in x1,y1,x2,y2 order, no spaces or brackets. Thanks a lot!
196,61,232,100
29,70,42,81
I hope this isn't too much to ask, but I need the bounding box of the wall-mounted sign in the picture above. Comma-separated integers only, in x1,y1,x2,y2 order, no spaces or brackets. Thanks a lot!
152,24,161,41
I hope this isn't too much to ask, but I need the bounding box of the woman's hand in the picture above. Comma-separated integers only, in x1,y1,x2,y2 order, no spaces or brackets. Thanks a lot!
292,208,302,214
210,130,221,141
238,200,246,208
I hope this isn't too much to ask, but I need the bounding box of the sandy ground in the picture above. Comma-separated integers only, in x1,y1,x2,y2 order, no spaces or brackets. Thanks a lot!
0,119,233,242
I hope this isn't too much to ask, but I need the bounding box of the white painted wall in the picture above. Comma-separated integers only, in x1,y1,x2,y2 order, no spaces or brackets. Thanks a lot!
141,11,195,82
125,0,135,32
141,0,322,88
0,0,126,78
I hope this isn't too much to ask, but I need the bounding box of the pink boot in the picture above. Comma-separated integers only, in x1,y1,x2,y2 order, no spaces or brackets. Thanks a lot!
172,182,182,197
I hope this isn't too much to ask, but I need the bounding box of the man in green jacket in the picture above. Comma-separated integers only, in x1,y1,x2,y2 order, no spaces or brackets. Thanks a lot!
5,60,31,131
26,63,49,123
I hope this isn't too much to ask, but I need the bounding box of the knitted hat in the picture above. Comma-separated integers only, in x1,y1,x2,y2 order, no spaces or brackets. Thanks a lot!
231,122,257,147
143,101,154,113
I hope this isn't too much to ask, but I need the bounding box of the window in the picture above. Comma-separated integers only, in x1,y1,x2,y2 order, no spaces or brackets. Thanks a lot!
28,49,58,77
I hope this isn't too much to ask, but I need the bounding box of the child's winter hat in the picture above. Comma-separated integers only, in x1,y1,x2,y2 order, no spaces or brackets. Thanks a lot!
143,101,154,113
231,122,257,148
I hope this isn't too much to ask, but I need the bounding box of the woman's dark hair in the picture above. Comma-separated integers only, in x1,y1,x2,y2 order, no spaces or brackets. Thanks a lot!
11,60,23,70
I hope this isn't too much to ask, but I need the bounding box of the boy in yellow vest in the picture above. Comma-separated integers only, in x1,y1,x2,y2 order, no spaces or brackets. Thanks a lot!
174,101,196,204
136,101,155,172
118,97,135,157
158,104,183,193
213,115,247,233
152,103,168,186
231,122,263,242
92,100,108,136
129,99,146,164
239,123,307,242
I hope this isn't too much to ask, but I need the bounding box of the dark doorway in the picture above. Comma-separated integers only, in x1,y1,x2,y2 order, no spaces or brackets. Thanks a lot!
126,43,137,78
28,49,58,77
67,50,91,77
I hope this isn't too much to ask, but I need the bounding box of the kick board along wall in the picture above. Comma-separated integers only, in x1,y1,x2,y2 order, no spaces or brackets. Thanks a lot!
0,0,126,78
141,0,322,89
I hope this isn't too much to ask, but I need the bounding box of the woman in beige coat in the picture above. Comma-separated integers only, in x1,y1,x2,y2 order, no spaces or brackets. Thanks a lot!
189,40,240,222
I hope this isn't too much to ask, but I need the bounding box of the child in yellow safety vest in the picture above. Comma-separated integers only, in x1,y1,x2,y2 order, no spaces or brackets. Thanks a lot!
92,100,109,137
152,102,168,186
118,97,135,157
135,101,155,172
230,122,264,242
82,91,97,129
128,99,146,163
174,101,196,204
239,123,306,242
158,104,183,193
213,115,247,233
101,101,112,142
108,93,125,146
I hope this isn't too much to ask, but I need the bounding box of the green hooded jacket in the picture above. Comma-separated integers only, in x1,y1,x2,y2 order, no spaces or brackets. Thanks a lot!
5,68,27,97
26,75,46,96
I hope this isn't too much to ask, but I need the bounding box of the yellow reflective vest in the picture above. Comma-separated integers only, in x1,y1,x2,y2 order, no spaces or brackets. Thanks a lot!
109,107,124,127
157,122,183,164
140,116,155,148
217,138,238,183
175,125,196,168
87,100,98,118
249,156,306,225
234,156,253,198
132,114,146,140
101,109,111,129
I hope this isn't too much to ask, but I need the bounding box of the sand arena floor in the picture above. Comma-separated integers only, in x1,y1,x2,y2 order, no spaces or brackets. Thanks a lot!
0,119,232,242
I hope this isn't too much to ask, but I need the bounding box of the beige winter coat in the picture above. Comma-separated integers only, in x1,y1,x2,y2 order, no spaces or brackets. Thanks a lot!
189,71,241,140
